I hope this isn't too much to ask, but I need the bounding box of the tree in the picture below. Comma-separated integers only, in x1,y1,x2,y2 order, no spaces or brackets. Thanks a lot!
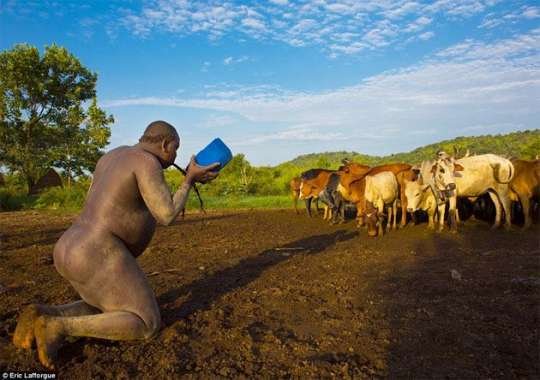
0,44,113,193
52,98,113,186
316,156,331,169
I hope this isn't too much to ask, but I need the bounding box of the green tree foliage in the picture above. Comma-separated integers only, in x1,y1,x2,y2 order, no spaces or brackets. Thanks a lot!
0,44,113,192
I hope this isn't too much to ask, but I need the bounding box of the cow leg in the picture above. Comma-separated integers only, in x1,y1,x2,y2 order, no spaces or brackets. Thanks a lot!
339,201,346,223
329,202,338,224
315,198,321,214
305,198,313,217
427,208,435,230
378,201,385,236
487,191,502,228
357,200,366,227
518,193,531,229
392,199,398,230
448,196,458,232
437,203,446,232
400,189,407,228
293,191,299,214
494,188,513,229
385,205,392,234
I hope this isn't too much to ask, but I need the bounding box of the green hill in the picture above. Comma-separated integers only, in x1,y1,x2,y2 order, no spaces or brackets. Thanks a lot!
278,129,540,171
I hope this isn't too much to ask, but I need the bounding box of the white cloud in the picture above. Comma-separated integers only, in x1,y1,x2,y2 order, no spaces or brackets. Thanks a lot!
269,0,289,5
404,16,432,32
105,30,540,154
199,114,238,129
242,17,266,31
418,31,435,40
232,124,347,146
116,0,503,57
479,5,539,29
522,6,540,19
223,56,249,65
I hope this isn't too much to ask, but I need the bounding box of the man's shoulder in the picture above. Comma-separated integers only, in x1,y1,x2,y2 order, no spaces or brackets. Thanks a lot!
124,146,162,171
107,146,157,162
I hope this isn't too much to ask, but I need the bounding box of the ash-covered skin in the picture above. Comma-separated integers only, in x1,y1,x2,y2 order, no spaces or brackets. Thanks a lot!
12,121,219,369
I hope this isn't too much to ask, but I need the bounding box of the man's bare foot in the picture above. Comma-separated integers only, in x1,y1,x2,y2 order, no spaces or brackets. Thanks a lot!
13,304,43,349
34,316,65,370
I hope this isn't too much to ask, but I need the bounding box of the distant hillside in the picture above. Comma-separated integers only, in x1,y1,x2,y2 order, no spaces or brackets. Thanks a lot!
278,129,540,171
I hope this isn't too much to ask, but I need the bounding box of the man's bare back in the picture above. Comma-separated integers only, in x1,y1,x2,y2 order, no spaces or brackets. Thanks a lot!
12,121,219,369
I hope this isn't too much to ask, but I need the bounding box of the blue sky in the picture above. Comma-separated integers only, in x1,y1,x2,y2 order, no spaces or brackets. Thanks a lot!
1,0,539,166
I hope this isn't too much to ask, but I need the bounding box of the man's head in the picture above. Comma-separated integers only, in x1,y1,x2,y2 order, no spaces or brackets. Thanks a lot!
139,120,180,168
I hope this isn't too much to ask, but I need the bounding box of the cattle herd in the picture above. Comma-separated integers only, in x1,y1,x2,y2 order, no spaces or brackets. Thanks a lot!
290,151,540,237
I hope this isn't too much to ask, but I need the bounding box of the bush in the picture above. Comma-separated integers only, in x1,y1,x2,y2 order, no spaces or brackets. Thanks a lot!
33,186,88,211
0,188,33,211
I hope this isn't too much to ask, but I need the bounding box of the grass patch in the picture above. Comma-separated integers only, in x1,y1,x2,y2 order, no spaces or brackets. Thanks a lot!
1,187,294,213
185,194,293,210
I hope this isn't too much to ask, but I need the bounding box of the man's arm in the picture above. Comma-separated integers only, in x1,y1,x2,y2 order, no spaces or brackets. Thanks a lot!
136,153,192,226
136,153,220,225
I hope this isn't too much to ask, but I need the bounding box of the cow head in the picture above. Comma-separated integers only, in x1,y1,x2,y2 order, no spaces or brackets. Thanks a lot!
404,179,430,212
431,156,464,194
365,201,384,237
298,181,311,200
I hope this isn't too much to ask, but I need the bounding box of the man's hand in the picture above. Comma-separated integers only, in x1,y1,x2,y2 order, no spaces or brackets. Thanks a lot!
185,156,220,184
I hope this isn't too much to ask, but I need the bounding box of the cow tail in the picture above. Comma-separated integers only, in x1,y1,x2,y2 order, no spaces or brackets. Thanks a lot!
491,162,513,184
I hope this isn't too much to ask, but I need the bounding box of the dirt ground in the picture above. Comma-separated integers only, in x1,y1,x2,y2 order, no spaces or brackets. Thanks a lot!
0,209,539,379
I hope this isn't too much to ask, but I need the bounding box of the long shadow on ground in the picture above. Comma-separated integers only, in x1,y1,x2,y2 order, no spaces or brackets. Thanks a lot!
379,226,540,378
158,230,357,324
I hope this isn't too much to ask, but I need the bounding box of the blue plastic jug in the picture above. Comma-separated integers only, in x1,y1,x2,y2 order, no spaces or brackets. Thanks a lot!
195,138,233,171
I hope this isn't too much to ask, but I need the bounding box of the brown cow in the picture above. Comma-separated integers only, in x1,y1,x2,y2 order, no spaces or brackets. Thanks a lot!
290,177,301,214
337,163,412,226
299,169,335,217
509,159,540,229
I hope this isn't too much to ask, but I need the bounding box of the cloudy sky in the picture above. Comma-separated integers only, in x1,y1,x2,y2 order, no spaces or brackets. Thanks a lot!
1,0,539,166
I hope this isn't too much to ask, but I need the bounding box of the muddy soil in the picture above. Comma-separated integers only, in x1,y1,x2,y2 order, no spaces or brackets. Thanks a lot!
0,209,539,379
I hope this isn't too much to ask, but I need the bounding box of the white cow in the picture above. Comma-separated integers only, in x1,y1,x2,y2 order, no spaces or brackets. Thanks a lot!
431,153,514,231
364,172,399,237
403,178,439,230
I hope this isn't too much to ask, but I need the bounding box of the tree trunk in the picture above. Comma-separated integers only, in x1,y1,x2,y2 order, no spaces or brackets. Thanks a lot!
27,176,36,195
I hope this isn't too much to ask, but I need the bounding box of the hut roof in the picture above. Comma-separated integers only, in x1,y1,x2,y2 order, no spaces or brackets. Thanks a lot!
30,168,63,195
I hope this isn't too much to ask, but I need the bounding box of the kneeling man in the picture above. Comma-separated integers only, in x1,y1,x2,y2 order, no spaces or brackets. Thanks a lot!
12,120,219,369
